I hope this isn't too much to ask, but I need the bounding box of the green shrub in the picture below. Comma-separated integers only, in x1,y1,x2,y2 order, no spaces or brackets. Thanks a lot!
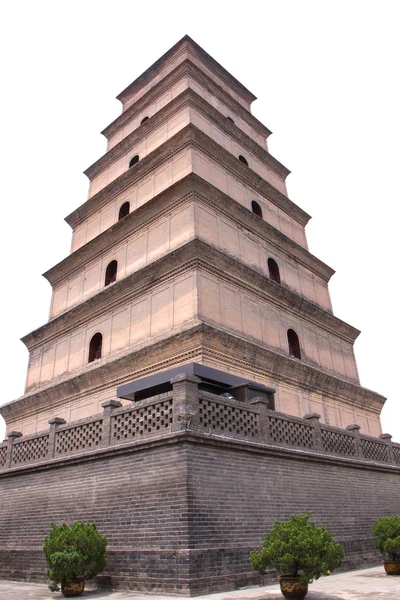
43,522,107,587
371,516,400,561
249,513,344,583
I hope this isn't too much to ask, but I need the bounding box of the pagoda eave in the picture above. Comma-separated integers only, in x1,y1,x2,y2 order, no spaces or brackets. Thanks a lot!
87,88,287,181
116,35,257,108
45,174,333,288
27,240,357,351
102,59,272,141
66,125,308,230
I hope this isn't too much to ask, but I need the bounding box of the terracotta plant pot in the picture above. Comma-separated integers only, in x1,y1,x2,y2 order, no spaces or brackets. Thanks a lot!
61,579,85,597
279,575,308,600
384,560,400,575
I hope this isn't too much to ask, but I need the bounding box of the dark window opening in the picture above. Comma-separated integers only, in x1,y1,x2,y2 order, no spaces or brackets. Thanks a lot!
251,200,263,218
88,332,103,363
287,329,301,359
129,154,139,168
141,116,149,124
105,260,117,287
238,155,248,166
118,202,130,221
226,116,235,124
268,258,281,284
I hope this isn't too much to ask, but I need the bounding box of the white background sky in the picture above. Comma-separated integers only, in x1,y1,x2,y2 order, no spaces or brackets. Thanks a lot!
0,1,398,442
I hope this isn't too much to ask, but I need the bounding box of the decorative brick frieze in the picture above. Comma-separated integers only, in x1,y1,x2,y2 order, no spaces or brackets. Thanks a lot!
1,380,397,474
199,392,260,439
5,431,22,468
0,444,7,468
320,424,357,457
110,394,173,444
54,417,104,457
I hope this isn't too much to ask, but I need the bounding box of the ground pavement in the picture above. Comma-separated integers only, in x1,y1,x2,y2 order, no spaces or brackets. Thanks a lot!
0,566,398,600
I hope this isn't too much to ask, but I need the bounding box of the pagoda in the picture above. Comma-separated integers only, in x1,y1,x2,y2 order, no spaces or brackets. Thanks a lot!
1,37,396,596
0,36,384,436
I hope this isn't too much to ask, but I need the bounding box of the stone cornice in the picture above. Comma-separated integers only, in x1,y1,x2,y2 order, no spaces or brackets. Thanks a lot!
199,325,385,412
4,326,206,422
192,176,333,282
194,242,356,342
2,323,384,426
66,124,309,230
45,174,333,288
28,239,355,352
46,177,194,286
191,126,309,224
116,35,256,108
86,88,288,181
102,59,271,141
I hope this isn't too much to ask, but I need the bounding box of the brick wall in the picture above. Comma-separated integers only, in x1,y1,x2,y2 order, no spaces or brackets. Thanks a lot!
0,442,191,593
185,439,400,593
1,433,399,595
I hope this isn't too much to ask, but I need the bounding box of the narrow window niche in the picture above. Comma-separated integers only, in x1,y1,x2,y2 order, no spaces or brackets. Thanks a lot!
118,201,130,221
268,258,281,284
88,332,103,363
287,329,301,359
238,154,248,166
251,200,263,218
140,116,149,124
129,154,139,168
104,260,117,287
226,116,235,124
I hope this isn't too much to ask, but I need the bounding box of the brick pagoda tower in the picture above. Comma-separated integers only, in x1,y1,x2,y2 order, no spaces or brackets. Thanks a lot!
1,37,397,596
0,36,384,437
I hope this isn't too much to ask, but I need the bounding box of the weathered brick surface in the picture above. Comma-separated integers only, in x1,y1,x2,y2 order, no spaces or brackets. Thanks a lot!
0,442,191,593
184,440,400,593
0,433,399,595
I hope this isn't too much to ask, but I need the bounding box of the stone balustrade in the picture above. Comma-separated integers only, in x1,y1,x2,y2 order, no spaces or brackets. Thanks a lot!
1,373,399,470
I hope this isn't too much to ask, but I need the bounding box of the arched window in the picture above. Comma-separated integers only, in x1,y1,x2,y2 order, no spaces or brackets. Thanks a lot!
226,116,235,124
88,332,102,363
140,116,149,124
129,154,139,168
287,329,301,359
238,155,248,166
251,200,263,218
118,202,130,221
268,258,281,284
105,260,117,287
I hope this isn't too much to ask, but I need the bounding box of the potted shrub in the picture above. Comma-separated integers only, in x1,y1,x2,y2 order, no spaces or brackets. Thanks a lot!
371,515,400,575
43,522,108,597
249,513,344,600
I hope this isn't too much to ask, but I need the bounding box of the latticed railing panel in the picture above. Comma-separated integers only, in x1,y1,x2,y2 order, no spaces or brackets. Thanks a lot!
0,445,7,467
393,446,400,465
55,420,103,455
268,416,314,448
321,428,357,456
111,399,173,443
361,438,389,462
11,435,49,465
199,398,259,437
